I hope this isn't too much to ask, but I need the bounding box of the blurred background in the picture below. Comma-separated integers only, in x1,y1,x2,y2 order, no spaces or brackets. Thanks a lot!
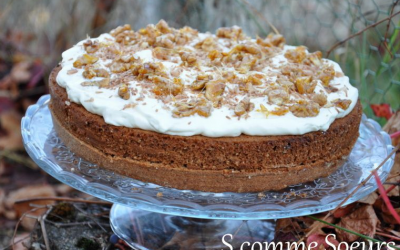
0,0,399,248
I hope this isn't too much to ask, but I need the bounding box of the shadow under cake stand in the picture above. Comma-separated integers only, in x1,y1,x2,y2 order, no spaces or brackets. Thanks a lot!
22,95,395,250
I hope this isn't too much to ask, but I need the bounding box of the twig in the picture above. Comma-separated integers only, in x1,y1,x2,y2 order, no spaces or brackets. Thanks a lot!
326,10,400,57
39,208,52,250
240,0,280,34
72,204,108,232
373,171,400,224
15,197,112,205
382,0,400,58
12,206,49,250
292,143,399,248
375,231,400,242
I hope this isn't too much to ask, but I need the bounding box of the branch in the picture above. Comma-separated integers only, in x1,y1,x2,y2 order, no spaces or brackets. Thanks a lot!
326,10,400,57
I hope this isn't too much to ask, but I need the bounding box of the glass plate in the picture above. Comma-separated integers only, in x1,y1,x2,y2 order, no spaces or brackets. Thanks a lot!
22,95,395,220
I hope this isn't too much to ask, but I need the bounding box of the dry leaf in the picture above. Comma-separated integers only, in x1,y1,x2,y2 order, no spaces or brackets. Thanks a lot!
384,110,400,146
358,192,378,205
336,205,379,242
333,203,356,218
5,184,56,230
307,234,340,249
0,110,23,150
13,233,31,250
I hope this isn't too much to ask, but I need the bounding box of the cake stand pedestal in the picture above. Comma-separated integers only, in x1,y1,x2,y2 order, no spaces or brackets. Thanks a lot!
22,95,395,250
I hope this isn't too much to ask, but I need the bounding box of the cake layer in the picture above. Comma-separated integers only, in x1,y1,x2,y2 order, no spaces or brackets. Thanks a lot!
56,22,359,137
49,67,362,192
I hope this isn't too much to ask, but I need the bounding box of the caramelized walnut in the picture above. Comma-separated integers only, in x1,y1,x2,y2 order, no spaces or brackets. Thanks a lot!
73,54,99,68
270,106,289,116
134,62,166,80
289,101,320,117
265,86,290,105
155,19,171,34
180,52,197,67
216,26,247,40
256,33,285,48
295,76,317,94
234,97,254,116
82,66,109,79
245,74,264,86
318,65,336,86
83,40,99,54
284,46,307,63
118,84,130,100
312,93,327,107
332,99,351,110
191,75,213,90
172,98,212,118
205,80,226,103
110,24,132,37
194,37,219,51
153,47,172,60
152,76,183,96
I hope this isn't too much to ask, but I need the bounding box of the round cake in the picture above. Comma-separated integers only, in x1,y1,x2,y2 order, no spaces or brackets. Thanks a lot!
49,20,362,193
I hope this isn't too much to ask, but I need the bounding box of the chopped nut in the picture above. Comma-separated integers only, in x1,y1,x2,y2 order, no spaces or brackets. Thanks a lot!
284,46,307,63
205,80,226,102
190,75,213,90
83,67,109,79
265,86,289,105
234,97,254,116
110,24,132,37
83,40,99,53
118,84,130,100
256,33,285,48
180,52,197,67
172,98,212,118
312,93,327,107
216,26,247,40
73,54,99,68
289,101,320,117
245,74,264,86
153,47,171,60
318,65,336,86
270,106,289,116
152,76,183,96
295,76,317,94
332,99,351,110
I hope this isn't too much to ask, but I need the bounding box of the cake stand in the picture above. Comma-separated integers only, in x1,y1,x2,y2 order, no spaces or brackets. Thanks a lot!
22,95,395,250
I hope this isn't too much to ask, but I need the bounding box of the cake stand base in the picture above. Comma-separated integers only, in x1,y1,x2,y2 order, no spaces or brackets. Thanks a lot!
110,204,275,250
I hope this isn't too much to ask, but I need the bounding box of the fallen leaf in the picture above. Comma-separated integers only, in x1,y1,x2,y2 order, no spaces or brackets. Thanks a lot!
383,111,400,196
13,233,30,250
336,205,379,242
307,234,340,249
371,103,393,120
333,204,356,218
358,192,378,205
5,184,56,230
0,110,23,150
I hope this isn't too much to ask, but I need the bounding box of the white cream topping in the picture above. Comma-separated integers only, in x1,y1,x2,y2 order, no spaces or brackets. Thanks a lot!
56,33,358,137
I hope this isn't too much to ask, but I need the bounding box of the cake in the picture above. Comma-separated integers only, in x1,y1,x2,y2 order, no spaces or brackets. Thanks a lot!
49,20,362,193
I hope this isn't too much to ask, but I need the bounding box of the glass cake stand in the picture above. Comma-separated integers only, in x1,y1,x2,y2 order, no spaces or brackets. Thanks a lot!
22,95,395,250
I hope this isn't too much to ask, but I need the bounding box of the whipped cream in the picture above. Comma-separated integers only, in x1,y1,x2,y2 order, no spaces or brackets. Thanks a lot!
56,29,358,137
